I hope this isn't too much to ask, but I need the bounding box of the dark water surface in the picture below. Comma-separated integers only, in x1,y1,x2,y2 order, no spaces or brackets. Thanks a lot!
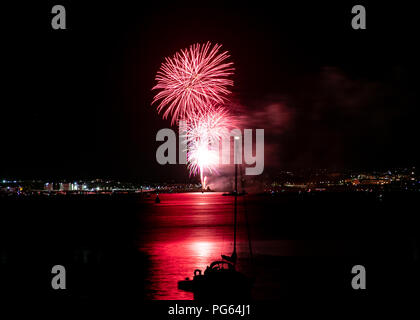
136,192,417,299
1,192,418,302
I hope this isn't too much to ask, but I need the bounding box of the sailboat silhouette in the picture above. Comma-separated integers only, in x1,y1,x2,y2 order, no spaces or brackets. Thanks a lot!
178,162,254,301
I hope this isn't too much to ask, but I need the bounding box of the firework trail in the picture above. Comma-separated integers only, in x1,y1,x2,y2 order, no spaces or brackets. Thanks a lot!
152,42,234,124
186,107,237,188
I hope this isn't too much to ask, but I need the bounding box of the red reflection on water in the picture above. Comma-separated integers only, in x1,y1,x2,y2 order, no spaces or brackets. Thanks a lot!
191,241,213,258
139,192,245,300
138,193,360,299
144,239,224,300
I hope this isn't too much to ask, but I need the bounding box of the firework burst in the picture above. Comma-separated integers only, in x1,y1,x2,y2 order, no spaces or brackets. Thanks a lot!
152,42,234,124
186,106,233,145
186,107,237,188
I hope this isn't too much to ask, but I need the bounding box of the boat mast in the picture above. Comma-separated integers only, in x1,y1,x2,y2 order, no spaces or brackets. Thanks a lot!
233,162,238,259
230,135,240,263
241,165,253,262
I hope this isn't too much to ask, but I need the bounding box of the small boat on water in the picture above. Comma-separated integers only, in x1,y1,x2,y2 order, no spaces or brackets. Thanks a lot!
155,194,160,203
178,259,252,301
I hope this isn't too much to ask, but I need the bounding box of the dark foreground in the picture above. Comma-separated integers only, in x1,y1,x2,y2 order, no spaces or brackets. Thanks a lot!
0,192,419,315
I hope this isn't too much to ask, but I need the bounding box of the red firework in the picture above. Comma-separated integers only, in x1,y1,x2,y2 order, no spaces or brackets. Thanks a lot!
152,42,234,124
186,106,233,145
186,107,237,187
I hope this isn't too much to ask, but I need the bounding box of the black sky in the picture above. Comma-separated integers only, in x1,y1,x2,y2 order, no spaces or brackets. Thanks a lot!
2,1,419,181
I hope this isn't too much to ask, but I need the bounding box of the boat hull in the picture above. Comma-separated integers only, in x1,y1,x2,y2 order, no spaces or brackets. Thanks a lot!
178,272,253,301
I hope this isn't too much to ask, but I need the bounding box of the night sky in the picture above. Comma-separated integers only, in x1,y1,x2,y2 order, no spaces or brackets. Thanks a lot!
2,1,419,181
